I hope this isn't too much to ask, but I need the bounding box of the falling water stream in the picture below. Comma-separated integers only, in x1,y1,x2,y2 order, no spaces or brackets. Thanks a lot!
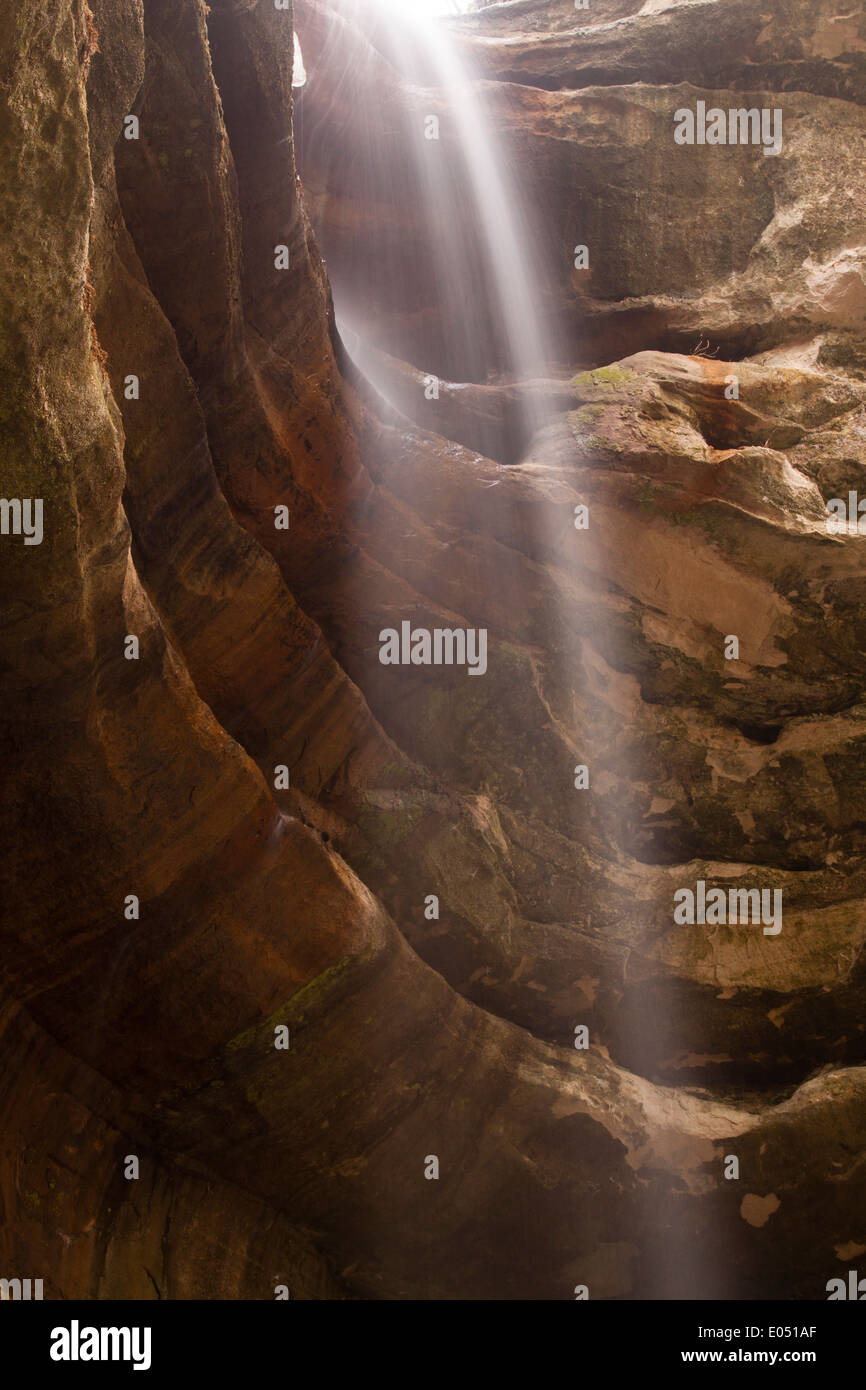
295,0,555,456
292,0,730,1298
384,0,550,435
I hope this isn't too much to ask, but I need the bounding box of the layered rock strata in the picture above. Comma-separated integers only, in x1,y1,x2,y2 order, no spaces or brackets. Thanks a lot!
1,0,864,1300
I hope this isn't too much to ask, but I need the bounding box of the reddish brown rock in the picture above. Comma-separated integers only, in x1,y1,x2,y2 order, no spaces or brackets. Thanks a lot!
2,0,866,1305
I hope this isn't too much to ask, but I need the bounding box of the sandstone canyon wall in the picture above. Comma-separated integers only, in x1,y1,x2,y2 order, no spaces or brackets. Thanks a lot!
1,0,865,1300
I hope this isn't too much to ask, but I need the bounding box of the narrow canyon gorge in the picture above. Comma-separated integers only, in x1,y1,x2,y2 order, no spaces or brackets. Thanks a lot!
2,0,866,1302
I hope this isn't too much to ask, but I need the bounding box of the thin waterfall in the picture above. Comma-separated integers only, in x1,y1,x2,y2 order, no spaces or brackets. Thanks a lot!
411,5,550,417
294,0,724,1301
296,0,555,458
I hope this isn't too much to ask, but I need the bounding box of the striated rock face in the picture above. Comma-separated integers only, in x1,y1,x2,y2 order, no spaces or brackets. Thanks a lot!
1,0,865,1302
298,0,866,372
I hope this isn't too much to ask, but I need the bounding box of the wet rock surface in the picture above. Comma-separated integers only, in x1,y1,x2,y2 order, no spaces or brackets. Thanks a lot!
1,0,865,1300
